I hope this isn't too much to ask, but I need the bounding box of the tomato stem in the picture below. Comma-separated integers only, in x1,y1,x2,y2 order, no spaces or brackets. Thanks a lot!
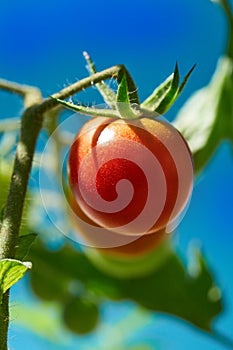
83,51,117,109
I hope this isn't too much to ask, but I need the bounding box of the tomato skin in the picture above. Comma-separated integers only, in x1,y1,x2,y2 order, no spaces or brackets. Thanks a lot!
68,116,193,236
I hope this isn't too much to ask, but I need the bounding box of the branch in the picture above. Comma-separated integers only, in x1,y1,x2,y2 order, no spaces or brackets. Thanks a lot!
0,293,8,350
37,64,139,114
0,79,34,95
0,79,42,108
83,51,117,108
0,86,42,350
0,118,20,132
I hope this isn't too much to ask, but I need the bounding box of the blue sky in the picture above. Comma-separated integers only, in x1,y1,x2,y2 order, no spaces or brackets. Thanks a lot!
1,0,233,349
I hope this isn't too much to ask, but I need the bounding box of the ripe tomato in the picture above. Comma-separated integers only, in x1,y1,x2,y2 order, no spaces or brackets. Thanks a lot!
68,116,193,237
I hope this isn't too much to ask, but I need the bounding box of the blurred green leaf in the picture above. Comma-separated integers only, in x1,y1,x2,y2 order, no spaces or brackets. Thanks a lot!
123,251,221,331
10,302,69,344
174,57,233,174
0,259,31,302
28,240,222,332
63,296,99,334
15,233,37,261
30,267,70,302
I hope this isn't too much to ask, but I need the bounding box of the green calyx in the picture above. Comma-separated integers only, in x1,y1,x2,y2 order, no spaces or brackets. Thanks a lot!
51,52,195,120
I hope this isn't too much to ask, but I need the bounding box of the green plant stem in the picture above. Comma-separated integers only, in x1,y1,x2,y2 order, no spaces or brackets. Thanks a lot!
219,0,233,58
0,86,42,350
0,63,134,349
220,0,233,22
0,79,42,108
0,110,42,259
83,51,117,108
0,118,20,132
0,293,9,350
37,64,139,113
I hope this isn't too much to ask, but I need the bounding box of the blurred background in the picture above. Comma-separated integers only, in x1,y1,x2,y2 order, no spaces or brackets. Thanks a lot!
0,0,233,349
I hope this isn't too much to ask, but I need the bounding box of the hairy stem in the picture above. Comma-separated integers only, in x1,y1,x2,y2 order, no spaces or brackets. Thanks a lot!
0,109,43,259
0,80,42,108
0,294,9,350
37,64,138,113
0,84,42,350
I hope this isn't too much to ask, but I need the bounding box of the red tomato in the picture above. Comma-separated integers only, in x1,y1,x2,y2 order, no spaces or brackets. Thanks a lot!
68,116,193,237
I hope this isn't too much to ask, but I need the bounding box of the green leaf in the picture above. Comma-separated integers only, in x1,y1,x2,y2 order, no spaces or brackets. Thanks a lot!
141,63,180,113
83,51,117,109
0,259,32,302
122,250,221,331
49,96,119,118
154,63,180,114
28,240,222,332
122,70,140,105
116,74,139,119
176,64,196,97
15,233,37,261
63,296,99,334
141,64,195,115
173,57,233,174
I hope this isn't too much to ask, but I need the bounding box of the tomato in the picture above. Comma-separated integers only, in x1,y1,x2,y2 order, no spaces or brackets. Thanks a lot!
68,116,193,237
